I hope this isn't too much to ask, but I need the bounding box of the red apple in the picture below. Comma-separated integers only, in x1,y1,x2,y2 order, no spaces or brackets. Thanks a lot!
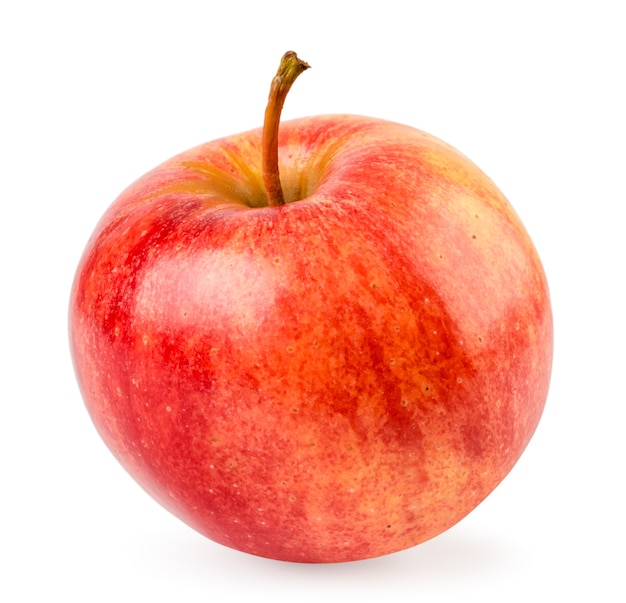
69,52,552,563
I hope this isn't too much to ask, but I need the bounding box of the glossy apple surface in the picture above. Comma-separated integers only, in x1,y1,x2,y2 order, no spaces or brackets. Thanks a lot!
69,114,552,562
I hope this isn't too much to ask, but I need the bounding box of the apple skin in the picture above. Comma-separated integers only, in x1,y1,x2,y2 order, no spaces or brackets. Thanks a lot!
69,114,552,563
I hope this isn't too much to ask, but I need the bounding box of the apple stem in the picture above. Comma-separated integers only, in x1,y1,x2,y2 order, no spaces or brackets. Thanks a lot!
262,51,310,207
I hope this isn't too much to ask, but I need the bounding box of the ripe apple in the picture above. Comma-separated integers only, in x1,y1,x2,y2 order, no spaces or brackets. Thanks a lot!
69,52,552,563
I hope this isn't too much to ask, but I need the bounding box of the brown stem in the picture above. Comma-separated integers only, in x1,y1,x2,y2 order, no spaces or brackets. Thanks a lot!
262,51,310,206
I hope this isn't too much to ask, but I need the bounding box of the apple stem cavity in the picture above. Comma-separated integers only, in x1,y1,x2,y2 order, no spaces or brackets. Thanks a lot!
262,51,310,207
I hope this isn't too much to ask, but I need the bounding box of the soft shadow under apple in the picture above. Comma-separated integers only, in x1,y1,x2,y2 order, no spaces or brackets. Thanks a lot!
140,521,520,597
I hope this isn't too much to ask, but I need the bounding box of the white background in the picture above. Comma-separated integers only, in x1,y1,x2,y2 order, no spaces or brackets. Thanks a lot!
2,1,624,601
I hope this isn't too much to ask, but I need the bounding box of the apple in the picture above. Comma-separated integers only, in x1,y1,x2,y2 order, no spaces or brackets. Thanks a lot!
69,52,552,563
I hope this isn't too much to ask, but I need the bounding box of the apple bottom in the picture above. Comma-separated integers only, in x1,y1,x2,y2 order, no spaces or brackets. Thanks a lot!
143,435,505,564
81,304,547,563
